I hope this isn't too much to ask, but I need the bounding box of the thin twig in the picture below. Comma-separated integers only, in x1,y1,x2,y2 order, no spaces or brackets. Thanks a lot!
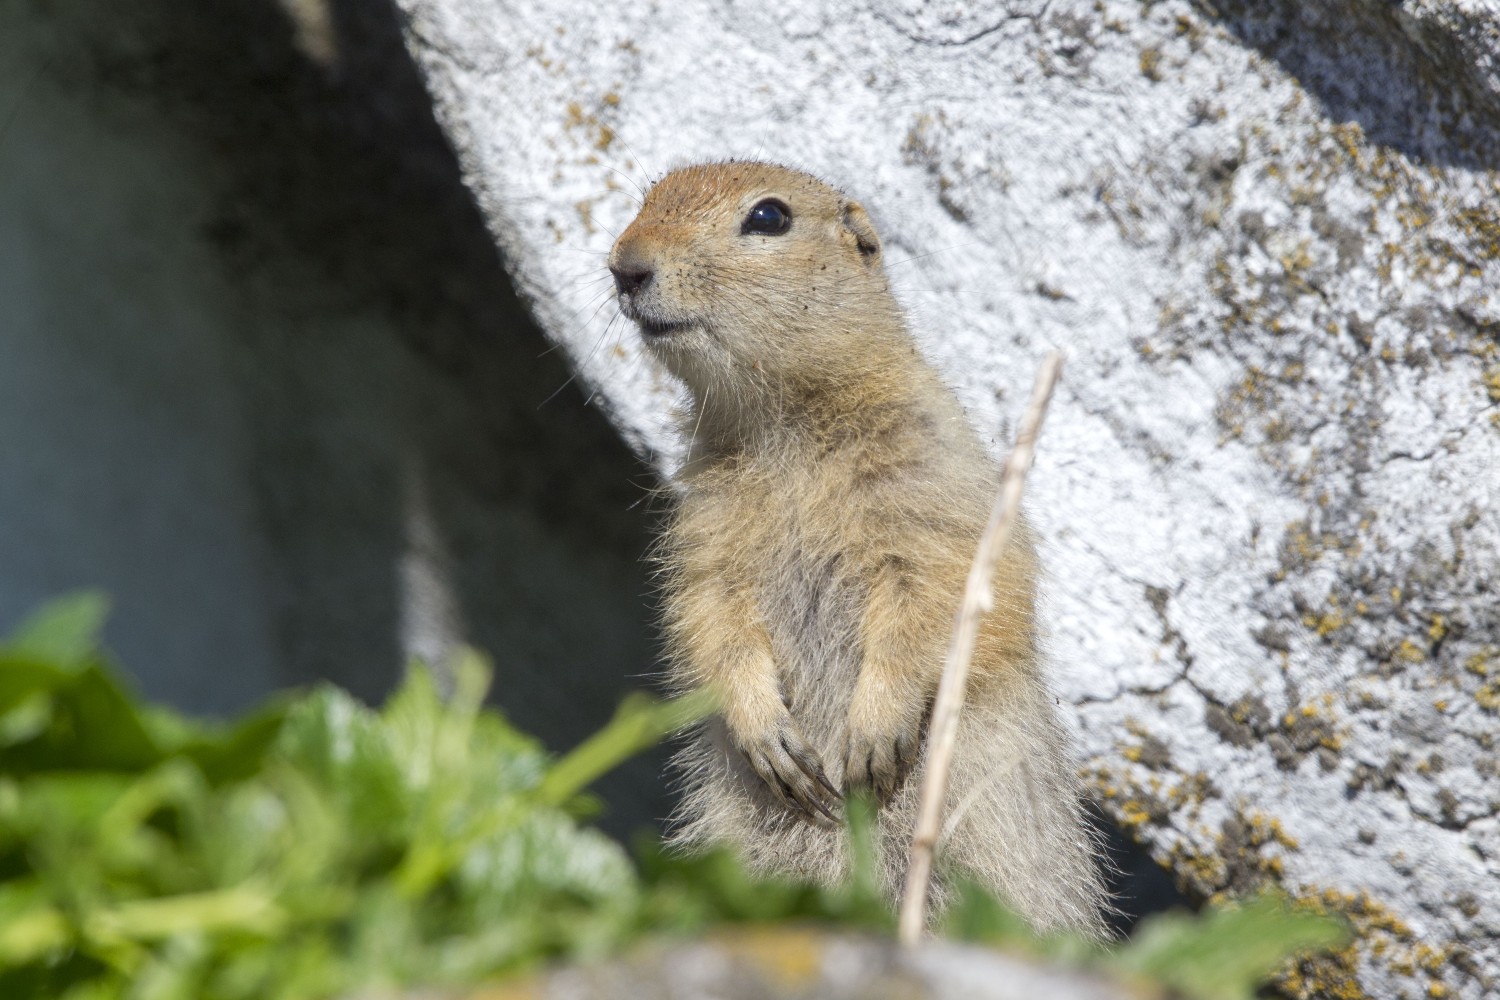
897,351,1065,946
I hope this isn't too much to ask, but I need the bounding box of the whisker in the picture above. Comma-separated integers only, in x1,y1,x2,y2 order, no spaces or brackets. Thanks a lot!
537,368,580,408
538,310,623,408
557,264,614,289
542,294,616,353
592,215,622,241
566,282,620,320
612,132,656,189
885,241,984,269
605,163,647,204
688,384,709,463
537,285,619,359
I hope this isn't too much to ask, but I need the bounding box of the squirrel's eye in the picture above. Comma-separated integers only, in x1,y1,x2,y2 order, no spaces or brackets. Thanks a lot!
742,199,792,236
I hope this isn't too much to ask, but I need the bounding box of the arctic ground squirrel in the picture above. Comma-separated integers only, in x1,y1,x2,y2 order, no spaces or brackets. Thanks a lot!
607,160,1108,937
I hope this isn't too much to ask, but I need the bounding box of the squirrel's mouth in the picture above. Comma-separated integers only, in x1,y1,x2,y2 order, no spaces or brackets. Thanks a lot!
620,300,692,338
616,291,694,339
636,317,691,338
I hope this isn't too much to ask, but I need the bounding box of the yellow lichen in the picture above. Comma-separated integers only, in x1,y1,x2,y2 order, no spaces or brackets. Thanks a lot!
1139,47,1164,81
1245,810,1301,852
1118,800,1151,827
1454,207,1500,260
1303,607,1347,638
1477,683,1500,712
1482,366,1500,404
1394,638,1426,664
1275,887,1459,1000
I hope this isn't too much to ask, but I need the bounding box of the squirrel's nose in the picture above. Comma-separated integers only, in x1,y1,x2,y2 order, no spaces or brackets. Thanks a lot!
610,265,653,296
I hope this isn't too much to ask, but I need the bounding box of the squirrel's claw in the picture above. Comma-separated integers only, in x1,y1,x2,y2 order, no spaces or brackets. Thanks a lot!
739,718,841,825
843,714,922,805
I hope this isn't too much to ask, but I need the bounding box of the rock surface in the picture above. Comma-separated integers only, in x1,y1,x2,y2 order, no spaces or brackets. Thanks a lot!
393,1,1500,996
423,928,1142,1000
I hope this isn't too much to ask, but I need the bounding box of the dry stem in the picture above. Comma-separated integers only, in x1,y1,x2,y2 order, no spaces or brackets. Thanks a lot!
897,351,1065,946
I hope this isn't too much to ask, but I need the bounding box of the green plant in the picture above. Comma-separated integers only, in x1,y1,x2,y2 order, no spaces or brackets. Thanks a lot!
0,595,1344,999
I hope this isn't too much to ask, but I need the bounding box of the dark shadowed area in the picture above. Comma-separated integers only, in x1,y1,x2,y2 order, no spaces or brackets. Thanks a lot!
0,0,669,837
1200,0,1500,168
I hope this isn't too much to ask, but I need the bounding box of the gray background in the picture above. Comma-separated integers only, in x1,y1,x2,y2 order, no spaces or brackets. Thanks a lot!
0,0,669,834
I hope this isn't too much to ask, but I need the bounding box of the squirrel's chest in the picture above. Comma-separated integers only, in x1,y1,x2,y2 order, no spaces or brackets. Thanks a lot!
686,477,868,692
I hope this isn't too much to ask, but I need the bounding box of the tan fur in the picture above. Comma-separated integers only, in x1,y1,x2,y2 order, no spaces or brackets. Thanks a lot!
608,161,1108,937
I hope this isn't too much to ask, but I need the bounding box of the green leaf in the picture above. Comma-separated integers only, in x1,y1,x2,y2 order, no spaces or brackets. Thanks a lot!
153,704,288,786
274,685,408,835
0,897,70,966
85,883,286,944
0,666,162,775
535,688,714,807
1115,891,1349,1000
843,791,881,902
938,877,1040,947
0,695,51,749
2,593,110,668
0,593,112,725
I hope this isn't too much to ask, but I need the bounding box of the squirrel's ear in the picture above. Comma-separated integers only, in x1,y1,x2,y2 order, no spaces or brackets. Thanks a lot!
840,201,881,260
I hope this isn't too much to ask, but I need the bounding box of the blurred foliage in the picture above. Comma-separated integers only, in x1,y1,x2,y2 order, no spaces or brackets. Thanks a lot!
945,879,1347,998
0,594,1343,999
1116,894,1348,1000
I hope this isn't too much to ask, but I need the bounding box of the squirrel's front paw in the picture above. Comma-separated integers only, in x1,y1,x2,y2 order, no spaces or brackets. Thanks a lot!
843,696,924,805
733,714,841,824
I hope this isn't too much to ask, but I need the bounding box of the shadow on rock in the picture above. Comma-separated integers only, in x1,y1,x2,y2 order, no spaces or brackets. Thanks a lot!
1202,0,1500,169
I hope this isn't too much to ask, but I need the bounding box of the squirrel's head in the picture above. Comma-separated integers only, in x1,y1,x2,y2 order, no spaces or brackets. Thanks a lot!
608,161,900,399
